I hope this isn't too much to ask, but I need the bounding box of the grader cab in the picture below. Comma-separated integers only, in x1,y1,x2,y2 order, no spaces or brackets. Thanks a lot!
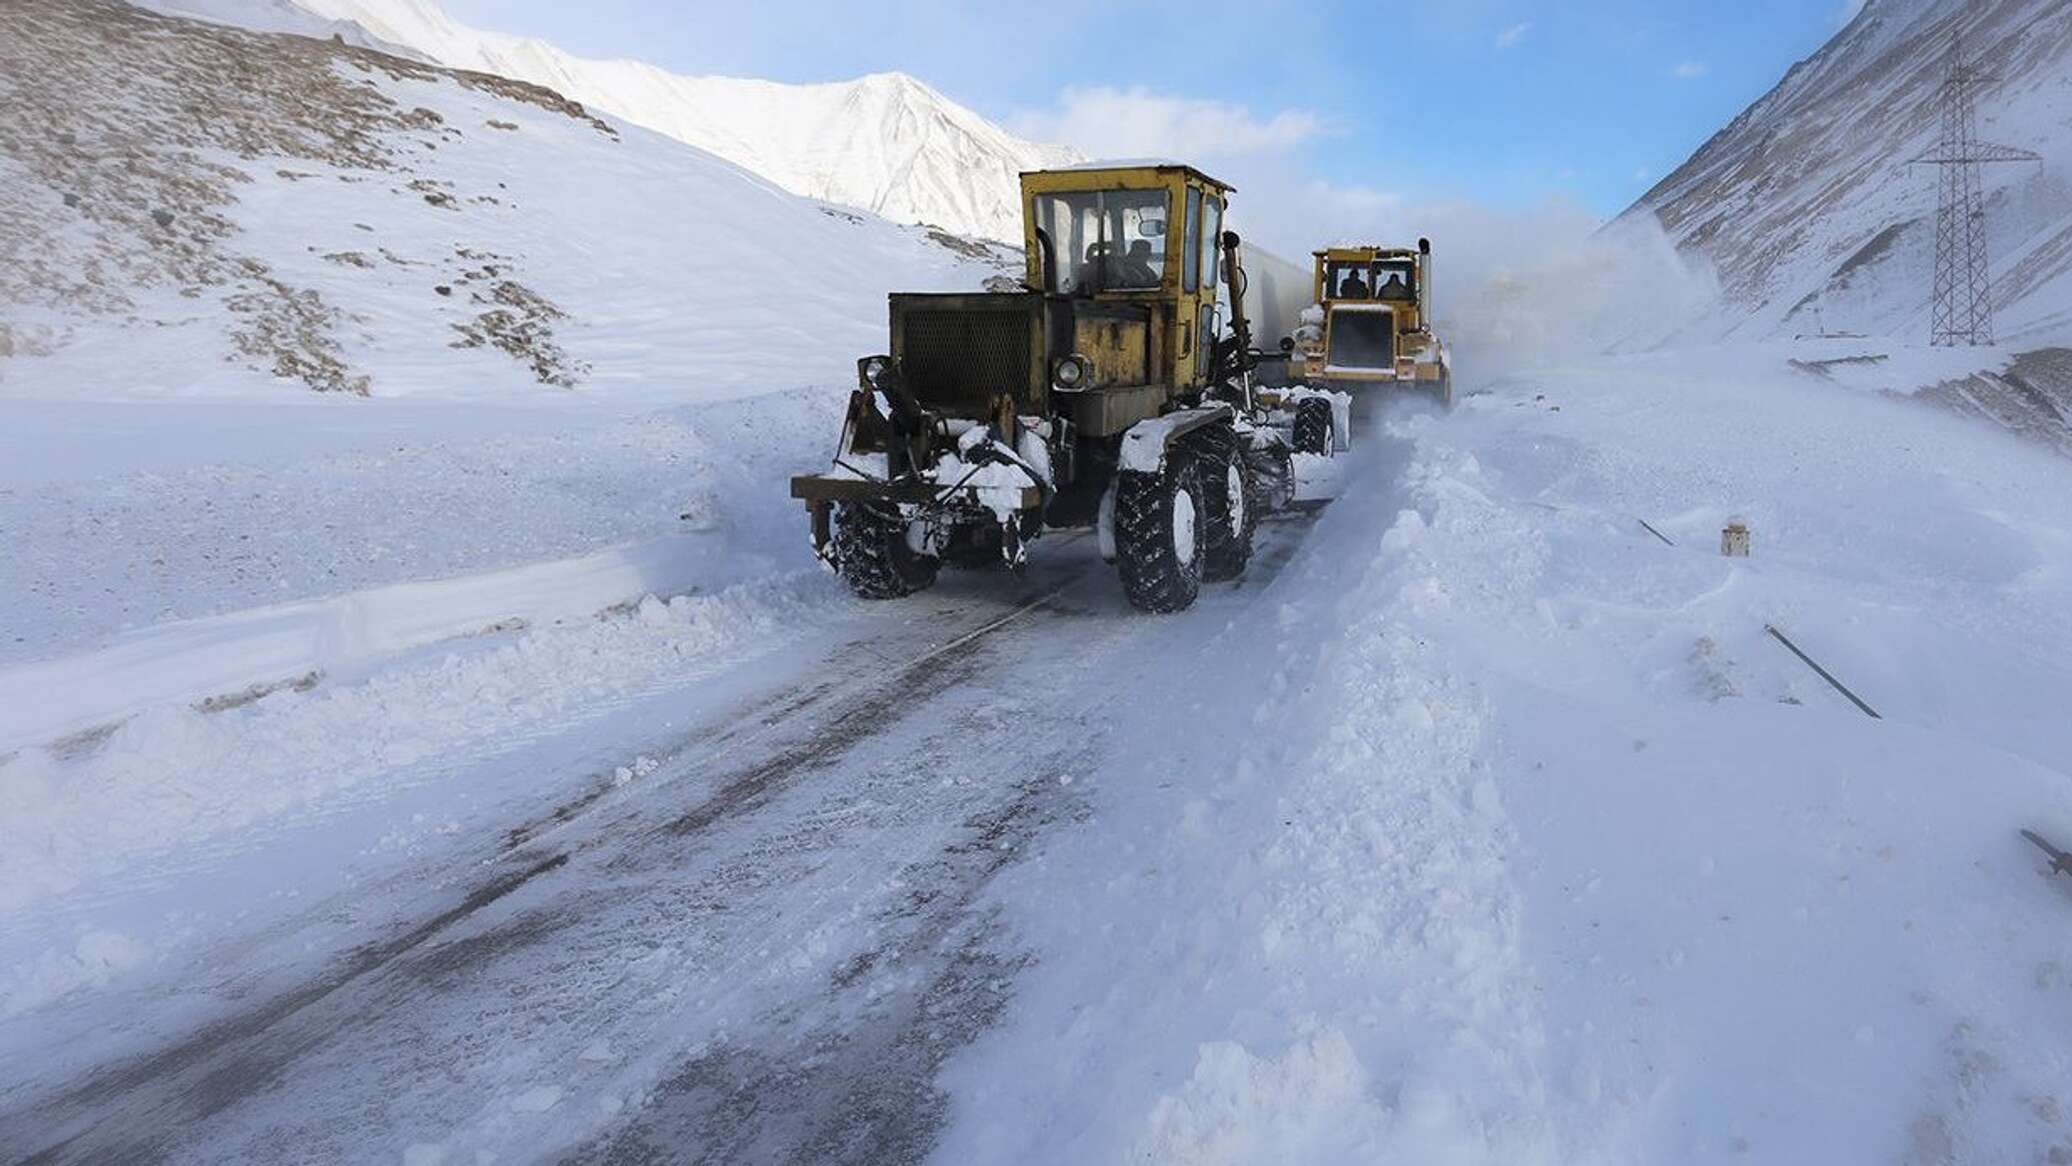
1290,240,1452,407
789,162,1334,613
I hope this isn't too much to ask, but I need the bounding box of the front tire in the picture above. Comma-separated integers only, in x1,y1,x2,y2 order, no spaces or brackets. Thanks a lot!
1115,459,1204,613
833,502,938,599
1292,397,1335,456
1198,430,1256,583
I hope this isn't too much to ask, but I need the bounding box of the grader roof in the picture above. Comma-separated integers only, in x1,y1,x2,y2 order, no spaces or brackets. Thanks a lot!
1315,245,1419,261
1021,160,1234,193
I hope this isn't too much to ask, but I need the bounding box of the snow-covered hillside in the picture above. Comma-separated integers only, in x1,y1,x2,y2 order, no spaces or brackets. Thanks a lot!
274,0,1079,243
0,0,1012,685
1627,0,2072,347
1,0,1001,401
140,0,426,57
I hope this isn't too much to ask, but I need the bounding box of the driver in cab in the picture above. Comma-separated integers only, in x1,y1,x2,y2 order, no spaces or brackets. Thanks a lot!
1121,239,1159,287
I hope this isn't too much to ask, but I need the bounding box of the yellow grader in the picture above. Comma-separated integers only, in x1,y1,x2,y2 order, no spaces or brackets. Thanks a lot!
1288,241,1451,407
788,162,1343,613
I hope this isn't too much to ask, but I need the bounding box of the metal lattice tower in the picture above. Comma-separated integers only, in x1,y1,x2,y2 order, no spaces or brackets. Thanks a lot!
1909,35,2039,347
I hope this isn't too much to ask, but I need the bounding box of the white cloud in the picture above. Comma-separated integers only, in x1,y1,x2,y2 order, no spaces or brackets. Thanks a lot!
1496,21,1533,50
1673,60,1709,79
1008,86,1332,162
1306,181,1401,214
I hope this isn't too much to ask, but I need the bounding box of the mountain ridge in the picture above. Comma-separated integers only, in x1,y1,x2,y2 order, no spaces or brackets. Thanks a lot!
282,0,1081,242
1623,0,2072,346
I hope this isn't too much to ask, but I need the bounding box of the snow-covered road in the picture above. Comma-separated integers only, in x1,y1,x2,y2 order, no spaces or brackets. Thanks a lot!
0,512,1330,1164
7,346,2072,1165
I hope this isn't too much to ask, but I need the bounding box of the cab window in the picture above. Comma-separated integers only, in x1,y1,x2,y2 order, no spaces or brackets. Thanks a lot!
1182,187,1203,293
1325,259,1416,301
1373,261,1416,301
1201,195,1223,289
1327,261,1372,300
1033,188,1172,293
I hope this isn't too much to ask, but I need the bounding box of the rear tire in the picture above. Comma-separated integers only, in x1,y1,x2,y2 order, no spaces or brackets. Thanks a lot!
1115,459,1204,613
833,502,938,599
1292,397,1335,456
1198,428,1256,583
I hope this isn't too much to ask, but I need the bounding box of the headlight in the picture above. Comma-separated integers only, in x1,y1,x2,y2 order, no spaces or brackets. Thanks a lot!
1052,354,1091,390
859,355,891,387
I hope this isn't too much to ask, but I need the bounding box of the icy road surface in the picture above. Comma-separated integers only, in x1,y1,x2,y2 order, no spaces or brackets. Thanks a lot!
0,511,1328,1165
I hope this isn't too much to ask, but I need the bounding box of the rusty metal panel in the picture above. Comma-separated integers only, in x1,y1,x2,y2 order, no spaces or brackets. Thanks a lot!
1072,308,1150,387
1063,384,1168,438
890,293,1043,412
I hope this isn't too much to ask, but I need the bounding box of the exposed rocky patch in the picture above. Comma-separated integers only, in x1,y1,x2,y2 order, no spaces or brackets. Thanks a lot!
0,0,615,392
450,278,585,389
1913,347,2072,456
923,227,1020,277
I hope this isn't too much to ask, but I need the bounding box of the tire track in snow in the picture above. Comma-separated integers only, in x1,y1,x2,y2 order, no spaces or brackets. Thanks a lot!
0,543,1161,1163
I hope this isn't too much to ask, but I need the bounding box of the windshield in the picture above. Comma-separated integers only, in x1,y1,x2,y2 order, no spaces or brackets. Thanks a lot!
1034,188,1171,294
1326,259,1416,302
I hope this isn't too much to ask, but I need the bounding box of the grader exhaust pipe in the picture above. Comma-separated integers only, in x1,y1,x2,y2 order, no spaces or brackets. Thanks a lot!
1220,230,1253,359
1419,235,1433,323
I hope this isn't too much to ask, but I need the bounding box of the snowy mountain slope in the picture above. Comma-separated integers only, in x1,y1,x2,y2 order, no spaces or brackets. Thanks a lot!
282,0,1080,242
137,0,426,57
0,0,996,401
1625,0,2072,346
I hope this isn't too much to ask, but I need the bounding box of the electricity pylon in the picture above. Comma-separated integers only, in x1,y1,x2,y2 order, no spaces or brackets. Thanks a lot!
1908,35,2039,347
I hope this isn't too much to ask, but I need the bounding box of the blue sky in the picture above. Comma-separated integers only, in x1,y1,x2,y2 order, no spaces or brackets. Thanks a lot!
443,0,1862,225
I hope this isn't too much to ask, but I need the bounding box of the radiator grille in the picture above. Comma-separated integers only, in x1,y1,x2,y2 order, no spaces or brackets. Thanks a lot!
900,310,1032,409
1327,311,1395,371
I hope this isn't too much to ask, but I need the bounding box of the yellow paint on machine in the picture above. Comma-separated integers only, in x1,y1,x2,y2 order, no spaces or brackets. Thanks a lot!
1292,240,1453,407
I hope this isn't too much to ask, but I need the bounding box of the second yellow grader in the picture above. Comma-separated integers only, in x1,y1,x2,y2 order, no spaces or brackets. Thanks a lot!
1288,241,1451,407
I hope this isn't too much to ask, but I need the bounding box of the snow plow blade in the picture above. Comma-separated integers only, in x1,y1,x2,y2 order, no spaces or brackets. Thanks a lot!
789,475,1042,508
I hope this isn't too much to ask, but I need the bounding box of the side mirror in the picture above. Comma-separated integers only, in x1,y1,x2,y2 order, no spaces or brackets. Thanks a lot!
1139,219,1166,237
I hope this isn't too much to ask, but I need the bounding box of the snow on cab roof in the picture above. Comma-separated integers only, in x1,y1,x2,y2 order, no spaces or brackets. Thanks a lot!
1051,158,1190,171
1024,158,1234,190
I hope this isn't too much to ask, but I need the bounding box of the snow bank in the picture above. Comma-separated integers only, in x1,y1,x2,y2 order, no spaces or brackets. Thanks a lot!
0,531,735,753
0,389,844,670
0,566,846,1005
933,420,1583,1162
937,347,2072,1162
